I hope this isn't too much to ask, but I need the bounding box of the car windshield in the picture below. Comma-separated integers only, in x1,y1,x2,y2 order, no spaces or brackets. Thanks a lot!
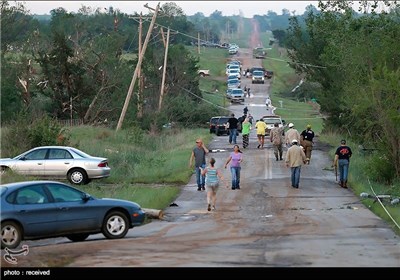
264,118,281,125
218,118,229,124
232,89,243,94
253,71,264,76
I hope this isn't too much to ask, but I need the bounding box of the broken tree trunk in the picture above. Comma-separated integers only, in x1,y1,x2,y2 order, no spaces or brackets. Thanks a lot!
143,208,164,220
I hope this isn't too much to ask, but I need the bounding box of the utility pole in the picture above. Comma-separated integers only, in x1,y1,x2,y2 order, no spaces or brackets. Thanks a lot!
158,27,170,111
137,13,143,118
116,3,160,131
197,32,200,54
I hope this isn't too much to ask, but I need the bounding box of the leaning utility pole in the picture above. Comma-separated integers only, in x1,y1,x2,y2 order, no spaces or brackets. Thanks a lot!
158,27,170,111
137,13,144,118
116,3,160,131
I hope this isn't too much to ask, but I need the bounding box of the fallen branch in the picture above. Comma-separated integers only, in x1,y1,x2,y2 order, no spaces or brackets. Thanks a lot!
143,208,164,220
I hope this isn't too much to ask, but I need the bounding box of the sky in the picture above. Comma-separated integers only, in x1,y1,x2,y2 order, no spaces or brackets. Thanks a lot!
21,1,318,17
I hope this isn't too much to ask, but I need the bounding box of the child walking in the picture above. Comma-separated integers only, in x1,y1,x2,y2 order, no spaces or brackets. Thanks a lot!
200,157,224,211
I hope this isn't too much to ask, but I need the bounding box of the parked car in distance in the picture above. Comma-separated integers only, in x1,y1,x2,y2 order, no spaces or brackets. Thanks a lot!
0,180,145,249
230,88,245,103
252,70,265,84
253,47,266,59
198,69,210,77
0,146,110,185
227,78,241,89
209,116,230,136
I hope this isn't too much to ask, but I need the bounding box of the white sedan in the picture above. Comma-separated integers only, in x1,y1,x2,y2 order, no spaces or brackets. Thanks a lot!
0,146,111,185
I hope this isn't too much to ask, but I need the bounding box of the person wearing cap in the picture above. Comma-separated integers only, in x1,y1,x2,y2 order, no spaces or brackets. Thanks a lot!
300,124,315,164
333,139,353,189
285,122,300,148
189,138,209,191
285,139,307,189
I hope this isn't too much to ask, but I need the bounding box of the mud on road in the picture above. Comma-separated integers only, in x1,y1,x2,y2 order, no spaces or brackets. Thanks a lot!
3,20,399,269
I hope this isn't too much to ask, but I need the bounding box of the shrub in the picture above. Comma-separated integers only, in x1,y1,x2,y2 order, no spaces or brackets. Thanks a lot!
0,111,70,157
364,153,396,184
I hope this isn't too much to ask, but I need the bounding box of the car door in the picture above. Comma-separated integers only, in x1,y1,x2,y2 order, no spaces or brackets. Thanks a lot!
45,183,99,233
44,148,74,178
12,184,57,237
13,148,48,176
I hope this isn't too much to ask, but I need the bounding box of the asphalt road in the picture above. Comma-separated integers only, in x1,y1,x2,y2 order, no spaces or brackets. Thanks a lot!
5,45,399,268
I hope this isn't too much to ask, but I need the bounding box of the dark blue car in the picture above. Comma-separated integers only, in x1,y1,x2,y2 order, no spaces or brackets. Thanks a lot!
1,181,145,249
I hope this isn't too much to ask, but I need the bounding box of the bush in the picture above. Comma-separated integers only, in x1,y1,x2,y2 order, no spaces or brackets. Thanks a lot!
28,116,70,147
0,111,70,157
364,153,396,184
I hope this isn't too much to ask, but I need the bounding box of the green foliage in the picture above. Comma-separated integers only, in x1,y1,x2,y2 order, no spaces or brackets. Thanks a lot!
285,1,400,179
28,115,70,147
1,111,70,157
364,153,396,184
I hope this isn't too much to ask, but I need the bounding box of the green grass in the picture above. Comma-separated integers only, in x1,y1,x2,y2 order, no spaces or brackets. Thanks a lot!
66,126,212,184
273,99,323,136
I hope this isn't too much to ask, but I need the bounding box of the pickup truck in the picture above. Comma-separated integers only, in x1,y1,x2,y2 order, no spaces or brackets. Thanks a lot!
261,115,285,135
198,69,210,77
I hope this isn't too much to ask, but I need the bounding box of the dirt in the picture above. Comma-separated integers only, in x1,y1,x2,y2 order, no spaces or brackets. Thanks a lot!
3,19,399,269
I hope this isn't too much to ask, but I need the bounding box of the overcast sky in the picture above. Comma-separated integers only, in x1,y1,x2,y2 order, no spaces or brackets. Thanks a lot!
22,1,319,17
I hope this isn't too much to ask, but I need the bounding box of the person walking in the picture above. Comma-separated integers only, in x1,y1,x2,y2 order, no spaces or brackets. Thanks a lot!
333,139,353,189
243,106,249,116
285,123,300,148
200,157,224,211
241,117,251,149
189,138,209,191
225,145,243,190
270,122,284,161
300,124,315,164
255,118,267,149
227,113,239,145
285,139,307,189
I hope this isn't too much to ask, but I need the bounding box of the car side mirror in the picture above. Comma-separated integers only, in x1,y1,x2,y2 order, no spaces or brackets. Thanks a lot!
82,193,91,202
19,156,26,161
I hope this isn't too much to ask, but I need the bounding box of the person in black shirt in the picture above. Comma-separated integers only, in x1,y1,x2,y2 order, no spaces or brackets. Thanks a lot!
227,113,239,144
300,124,315,164
333,139,353,189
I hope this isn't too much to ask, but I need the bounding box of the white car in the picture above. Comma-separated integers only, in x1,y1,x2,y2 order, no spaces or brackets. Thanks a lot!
0,146,111,185
227,68,241,79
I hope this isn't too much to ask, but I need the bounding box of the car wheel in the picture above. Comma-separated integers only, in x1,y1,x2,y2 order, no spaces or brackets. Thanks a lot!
216,129,221,136
0,166,9,175
67,168,89,185
66,233,90,242
102,211,129,239
1,221,22,249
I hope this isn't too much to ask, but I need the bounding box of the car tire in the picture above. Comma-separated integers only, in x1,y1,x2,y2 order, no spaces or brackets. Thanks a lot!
66,233,90,242
216,129,221,136
1,221,22,249
0,166,9,175
102,211,129,239
67,168,89,185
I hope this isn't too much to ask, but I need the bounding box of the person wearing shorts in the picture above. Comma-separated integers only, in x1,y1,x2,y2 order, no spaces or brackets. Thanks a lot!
201,157,224,211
